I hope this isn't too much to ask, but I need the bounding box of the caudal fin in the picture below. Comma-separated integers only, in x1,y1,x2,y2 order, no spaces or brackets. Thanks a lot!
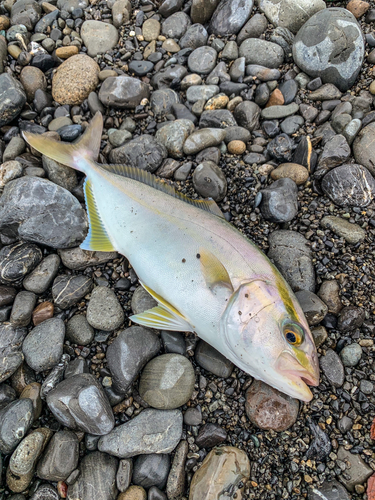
22,111,103,172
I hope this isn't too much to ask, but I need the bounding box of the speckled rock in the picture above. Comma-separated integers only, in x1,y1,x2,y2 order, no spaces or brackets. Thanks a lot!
209,0,254,36
37,431,79,481
0,73,27,127
320,216,366,244
155,120,195,159
320,349,344,387
0,399,34,455
86,286,124,332
81,20,119,57
183,128,226,155
353,121,375,176
239,38,284,68
0,323,27,383
192,161,227,201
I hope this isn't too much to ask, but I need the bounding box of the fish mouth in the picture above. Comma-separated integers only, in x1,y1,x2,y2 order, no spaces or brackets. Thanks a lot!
276,351,320,401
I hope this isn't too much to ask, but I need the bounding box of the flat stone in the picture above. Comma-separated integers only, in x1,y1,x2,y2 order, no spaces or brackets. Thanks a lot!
293,8,364,92
99,76,150,109
10,291,37,327
52,274,93,310
260,178,298,223
195,340,234,378
0,399,34,455
81,20,118,57
317,280,342,315
320,349,344,387
86,286,124,332
150,88,180,118
98,408,183,458
37,431,79,481
261,102,299,120
239,38,284,68
23,254,61,294
337,447,372,492
183,128,226,155
0,323,27,383
209,0,254,36
47,374,115,435
58,247,117,270
321,216,366,244
142,18,160,41
245,380,299,431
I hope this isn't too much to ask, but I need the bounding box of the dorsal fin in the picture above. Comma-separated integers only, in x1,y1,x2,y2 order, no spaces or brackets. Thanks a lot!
100,163,225,219
81,179,116,252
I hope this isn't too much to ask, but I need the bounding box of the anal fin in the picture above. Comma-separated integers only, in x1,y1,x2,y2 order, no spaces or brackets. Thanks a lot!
81,179,116,252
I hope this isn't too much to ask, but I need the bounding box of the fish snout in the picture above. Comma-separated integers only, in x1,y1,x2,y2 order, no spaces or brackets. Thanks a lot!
276,349,320,391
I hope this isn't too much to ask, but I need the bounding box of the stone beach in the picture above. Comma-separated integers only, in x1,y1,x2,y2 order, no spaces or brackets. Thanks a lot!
1,0,375,499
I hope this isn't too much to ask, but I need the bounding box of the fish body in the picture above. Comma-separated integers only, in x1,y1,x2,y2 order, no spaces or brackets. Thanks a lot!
23,113,319,402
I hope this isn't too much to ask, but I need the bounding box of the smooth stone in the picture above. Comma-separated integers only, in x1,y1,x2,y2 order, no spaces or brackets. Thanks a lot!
67,451,118,500
293,8,364,92
19,382,42,419
0,324,27,383
52,274,93,310
108,129,132,147
66,315,94,346
0,399,34,455
151,65,188,90
64,358,89,379
183,128,226,155
86,286,124,332
186,85,219,104
0,383,17,409
0,242,42,286
161,11,191,38
180,24,208,50
189,446,250,500
0,160,24,187
261,103,299,120
260,178,298,223
188,46,217,75
41,155,77,191
233,101,261,131
58,247,118,270
191,0,220,24
23,254,60,294
165,440,188,499
311,326,328,348
150,88,180,118
98,408,183,458
142,19,160,41
239,38,284,68
155,119,194,159
294,290,328,326
195,340,233,378
340,343,362,367
320,349,344,387
47,373,114,435
117,458,133,493
139,354,195,410
245,380,299,431
268,230,315,292
10,291,37,327
343,118,361,145
309,83,342,101
317,280,342,315
22,318,64,373
132,454,170,490
338,306,365,332
20,66,47,102
246,65,281,81
131,287,157,315
81,20,118,57
107,326,160,394
0,286,17,307
30,484,59,500
37,431,79,481
184,407,202,426
11,0,42,29
337,447,373,492
320,216,366,244
99,76,150,109
209,0,254,36
118,486,146,500
353,122,375,176
199,109,236,129
237,13,268,44
109,135,167,173
225,126,251,144
0,74,27,127
321,164,375,207
0,177,87,249
280,115,304,135
192,161,227,202
360,379,374,395
271,163,308,185
315,134,351,178
308,480,351,500
195,423,227,448
158,330,185,355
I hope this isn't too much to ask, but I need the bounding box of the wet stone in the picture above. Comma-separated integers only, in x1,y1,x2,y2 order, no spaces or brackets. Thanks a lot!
0,73,27,127
10,291,37,327
98,408,183,458
22,318,65,373
195,340,234,378
188,46,217,75
109,135,167,173
99,76,150,109
132,454,170,490
139,354,195,410
0,398,34,454
47,373,114,435
155,120,194,159
64,358,89,379
180,24,208,50
52,275,93,310
237,13,268,44
192,161,227,202
86,286,124,332
337,447,373,492
0,242,42,286
340,343,362,367
315,134,351,178
317,280,342,315
320,216,366,245
295,290,328,326
209,0,254,36
66,315,94,346
186,85,219,104
308,480,351,500
233,101,261,131
107,326,160,394
191,0,220,24
23,254,60,294
320,349,344,387
37,430,79,481
0,323,27,383
260,178,298,223
195,423,227,448
245,380,299,431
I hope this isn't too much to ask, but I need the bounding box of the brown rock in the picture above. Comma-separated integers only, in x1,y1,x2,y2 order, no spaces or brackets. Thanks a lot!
20,382,42,420
265,88,284,108
0,15,10,30
32,301,54,326
189,446,250,500
42,2,58,13
227,140,246,155
55,46,79,59
317,280,342,314
11,363,36,395
346,0,370,18
20,66,47,102
142,18,160,41
118,485,146,500
271,163,309,185
245,380,299,431
166,440,188,499
204,93,229,110
52,54,99,105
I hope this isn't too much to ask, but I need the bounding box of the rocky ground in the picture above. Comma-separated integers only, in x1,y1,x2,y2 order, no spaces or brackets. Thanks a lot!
1,0,375,499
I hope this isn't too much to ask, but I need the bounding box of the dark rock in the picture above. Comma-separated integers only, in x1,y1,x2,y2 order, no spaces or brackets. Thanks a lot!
23,254,61,294
0,323,27,383
132,454,170,490
315,134,351,178
151,65,188,89
192,161,227,202
308,480,351,500
0,242,42,285
233,101,260,131
66,315,94,346
109,135,167,173
0,74,27,127
29,484,58,500
52,274,93,310
188,46,217,75
237,13,268,45
224,126,251,144
199,109,237,129
180,24,208,50
191,0,220,24
306,419,331,461
0,398,34,454
294,290,328,326
209,0,254,36
320,349,344,387
150,88,180,118
37,431,79,481
266,133,295,162
162,12,191,38
0,286,17,307
338,306,365,333
239,38,284,68
260,178,298,223
161,331,185,355
0,383,17,409
195,423,227,448
195,340,233,378
9,290,37,327
99,76,150,109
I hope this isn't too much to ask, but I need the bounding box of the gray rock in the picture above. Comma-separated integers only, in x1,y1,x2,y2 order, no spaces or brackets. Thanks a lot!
0,177,87,249
150,89,180,119
109,135,167,173
260,178,298,223
340,343,362,367
209,0,254,36
183,128,226,155
151,65,188,90
222,41,239,61
342,118,361,146
11,0,41,29
268,230,315,292
98,408,183,458
131,287,157,315
353,121,375,176
195,340,234,378
0,323,27,383
309,83,342,101
107,326,160,394
320,216,366,245
37,431,79,481
360,379,373,395
338,306,365,332
42,156,77,192
86,287,124,332
52,274,93,310
338,416,353,434
159,0,184,17
315,134,351,178
67,451,118,500
30,484,58,500
0,399,34,454
161,12,191,39
0,383,17,409
294,290,328,326
58,247,118,271
321,164,375,208
3,137,26,162
166,440,188,499
320,349,344,387
23,254,61,294
81,20,119,57
237,13,268,44
0,242,42,286
192,161,227,202
195,423,227,448
66,315,94,346
261,103,299,120
206,61,230,85
133,454,170,490
199,110,237,129
191,0,220,24
10,291,37,327
186,85,219,104
188,46,217,75
257,0,326,34
116,458,133,492
155,120,194,159
184,407,202,426
239,38,284,68
47,374,114,435
99,76,150,109
246,64,281,81
307,480,351,500
233,101,261,131
293,8,364,92
22,318,65,373
64,358,89,379
108,129,132,148
224,126,251,144
0,74,27,127
337,447,373,492
180,24,208,50
139,354,195,410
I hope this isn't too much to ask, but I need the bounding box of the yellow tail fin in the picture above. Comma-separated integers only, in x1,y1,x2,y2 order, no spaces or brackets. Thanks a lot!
22,112,103,172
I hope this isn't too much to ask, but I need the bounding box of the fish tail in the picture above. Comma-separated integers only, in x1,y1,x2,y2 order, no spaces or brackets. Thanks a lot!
22,111,103,174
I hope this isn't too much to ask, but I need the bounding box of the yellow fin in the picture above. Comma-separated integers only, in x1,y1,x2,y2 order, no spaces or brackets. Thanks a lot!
199,248,233,292
80,179,116,252
129,283,194,332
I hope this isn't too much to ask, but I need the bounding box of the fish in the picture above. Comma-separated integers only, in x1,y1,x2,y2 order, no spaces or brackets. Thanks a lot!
23,112,319,402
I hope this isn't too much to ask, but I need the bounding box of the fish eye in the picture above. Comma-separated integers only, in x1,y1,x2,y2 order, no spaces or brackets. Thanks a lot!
283,324,304,346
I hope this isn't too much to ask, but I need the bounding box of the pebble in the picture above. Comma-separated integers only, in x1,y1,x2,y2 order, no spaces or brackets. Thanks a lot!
98,408,182,458
271,163,308,185
109,135,167,172
0,74,27,127
188,46,217,74
308,480,351,500
20,382,42,419
227,140,246,155
209,0,253,36
118,486,146,500
180,24,208,50
107,326,160,394
52,274,93,310
132,454,170,490
340,343,362,367
189,446,250,500
239,38,284,68
37,430,79,481
317,280,342,315
320,216,366,245
86,286,124,331
30,484,59,500
294,290,328,326
20,66,47,102
155,119,194,159
353,121,375,176
23,254,61,294
81,20,118,57
260,178,298,223
338,306,365,332
191,0,220,25
337,447,373,492
66,314,94,345
58,247,117,270
99,76,150,109
195,423,227,448
0,323,28,383
320,349,344,388
0,161,23,188
192,161,227,202
195,340,233,378
139,354,195,410
233,101,261,131
162,12,191,39
261,102,299,120
183,128,226,155
150,88,180,118
47,373,114,435
0,399,34,455
258,0,325,33
142,19,160,41
10,291,37,327
186,84,219,104
131,287,157,315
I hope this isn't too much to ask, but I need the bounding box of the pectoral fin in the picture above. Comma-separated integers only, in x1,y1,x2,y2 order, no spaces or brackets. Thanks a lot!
129,283,194,332
199,248,233,293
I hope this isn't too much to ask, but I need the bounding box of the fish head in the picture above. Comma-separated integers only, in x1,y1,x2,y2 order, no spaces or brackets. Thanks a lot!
220,279,319,402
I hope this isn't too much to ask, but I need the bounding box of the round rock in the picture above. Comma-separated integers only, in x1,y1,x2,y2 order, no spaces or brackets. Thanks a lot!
340,343,362,367
139,354,195,410
188,46,217,75
66,314,94,345
353,122,375,176
239,38,284,68
132,454,170,490
81,20,119,57
86,286,124,332
0,73,27,127
192,161,227,202
37,430,79,481
0,399,34,455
